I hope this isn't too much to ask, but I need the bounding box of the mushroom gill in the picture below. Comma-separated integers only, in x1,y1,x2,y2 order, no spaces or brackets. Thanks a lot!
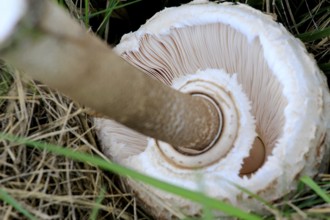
121,23,287,160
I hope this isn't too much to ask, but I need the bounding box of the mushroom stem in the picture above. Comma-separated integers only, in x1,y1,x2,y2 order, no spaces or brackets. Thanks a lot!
0,0,220,152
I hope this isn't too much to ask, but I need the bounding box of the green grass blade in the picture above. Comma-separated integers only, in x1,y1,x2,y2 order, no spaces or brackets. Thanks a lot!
89,187,106,220
84,0,89,27
57,0,64,6
297,27,330,42
87,7,114,19
202,205,215,220
0,188,37,220
294,6,330,29
0,132,261,220
300,176,330,203
230,182,277,212
95,0,120,34
113,0,142,9
87,0,141,19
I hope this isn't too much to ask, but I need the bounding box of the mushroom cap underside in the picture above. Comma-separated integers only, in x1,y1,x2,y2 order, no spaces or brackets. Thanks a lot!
95,1,330,218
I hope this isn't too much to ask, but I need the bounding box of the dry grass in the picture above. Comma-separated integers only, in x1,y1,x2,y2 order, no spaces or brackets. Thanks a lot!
0,0,329,219
0,64,149,219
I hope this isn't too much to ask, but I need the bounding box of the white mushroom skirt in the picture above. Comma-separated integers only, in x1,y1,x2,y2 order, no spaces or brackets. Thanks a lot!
94,1,330,218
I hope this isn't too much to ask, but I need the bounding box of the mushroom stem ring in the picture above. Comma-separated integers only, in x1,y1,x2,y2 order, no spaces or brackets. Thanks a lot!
158,69,247,169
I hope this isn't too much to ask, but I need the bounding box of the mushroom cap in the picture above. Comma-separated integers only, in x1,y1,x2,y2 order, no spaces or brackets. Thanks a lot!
95,1,330,218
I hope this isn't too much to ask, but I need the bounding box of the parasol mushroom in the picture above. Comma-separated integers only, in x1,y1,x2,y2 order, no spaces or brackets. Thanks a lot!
0,0,329,219
95,0,330,218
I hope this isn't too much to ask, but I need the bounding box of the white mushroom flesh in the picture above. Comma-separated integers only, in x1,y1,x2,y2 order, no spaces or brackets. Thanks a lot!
95,1,330,218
